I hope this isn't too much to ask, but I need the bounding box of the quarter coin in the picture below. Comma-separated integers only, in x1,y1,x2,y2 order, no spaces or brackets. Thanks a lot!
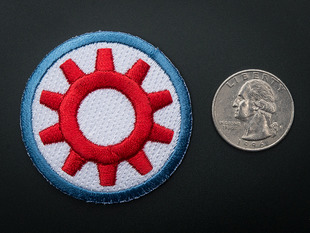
212,69,294,151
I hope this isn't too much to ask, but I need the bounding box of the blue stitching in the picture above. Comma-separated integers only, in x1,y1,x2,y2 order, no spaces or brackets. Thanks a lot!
20,31,192,204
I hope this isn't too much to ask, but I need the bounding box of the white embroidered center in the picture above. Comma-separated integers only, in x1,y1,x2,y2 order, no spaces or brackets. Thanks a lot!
77,89,135,146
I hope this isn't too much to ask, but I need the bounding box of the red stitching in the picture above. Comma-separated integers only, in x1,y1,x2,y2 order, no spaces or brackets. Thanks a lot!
60,59,85,84
127,150,152,175
149,123,174,143
39,48,174,186
59,71,153,164
39,123,64,145
97,163,118,186
96,48,114,71
62,149,86,176
40,90,63,111
148,90,173,112
126,59,150,85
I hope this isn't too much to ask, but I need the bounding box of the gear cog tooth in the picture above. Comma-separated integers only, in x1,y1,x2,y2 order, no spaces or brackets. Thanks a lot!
97,163,118,186
127,150,153,175
125,59,150,85
96,48,114,71
60,59,85,84
62,149,87,176
40,90,63,111
149,123,174,144
148,90,173,112
39,123,64,145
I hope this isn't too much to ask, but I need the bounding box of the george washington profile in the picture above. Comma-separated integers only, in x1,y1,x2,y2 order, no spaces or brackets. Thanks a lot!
232,79,279,141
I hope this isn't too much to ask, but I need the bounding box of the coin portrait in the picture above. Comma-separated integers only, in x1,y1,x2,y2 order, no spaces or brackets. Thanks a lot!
233,79,278,141
212,70,294,151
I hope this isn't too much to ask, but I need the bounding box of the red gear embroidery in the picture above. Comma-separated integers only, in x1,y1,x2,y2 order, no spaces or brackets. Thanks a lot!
39,48,174,186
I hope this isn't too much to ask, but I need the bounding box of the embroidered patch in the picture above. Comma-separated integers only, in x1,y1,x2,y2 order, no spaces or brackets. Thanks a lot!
21,31,192,203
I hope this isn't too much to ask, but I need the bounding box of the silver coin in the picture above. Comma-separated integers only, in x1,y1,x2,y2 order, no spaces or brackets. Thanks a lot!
212,69,294,151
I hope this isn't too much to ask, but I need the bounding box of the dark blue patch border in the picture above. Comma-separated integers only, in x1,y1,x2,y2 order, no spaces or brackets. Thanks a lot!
20,31,192,204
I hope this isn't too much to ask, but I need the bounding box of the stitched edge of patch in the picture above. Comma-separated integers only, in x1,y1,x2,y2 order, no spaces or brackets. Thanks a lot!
20,31,192,204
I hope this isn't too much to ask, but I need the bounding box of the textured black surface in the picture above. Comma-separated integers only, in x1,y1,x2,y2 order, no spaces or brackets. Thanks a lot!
1,1,310,232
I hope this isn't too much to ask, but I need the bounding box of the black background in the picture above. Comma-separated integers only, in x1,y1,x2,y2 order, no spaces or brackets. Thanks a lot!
1,0,310,232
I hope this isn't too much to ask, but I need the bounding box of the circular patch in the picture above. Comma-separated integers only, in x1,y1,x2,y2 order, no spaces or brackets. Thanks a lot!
20,31,192,203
